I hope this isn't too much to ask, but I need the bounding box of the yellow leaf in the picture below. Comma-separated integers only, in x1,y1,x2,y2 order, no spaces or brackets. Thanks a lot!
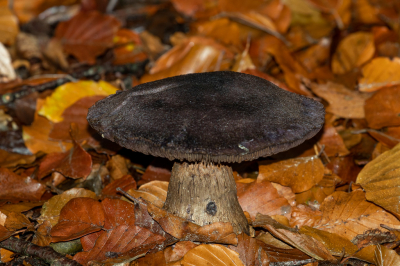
0,0,19,45
127,181,168,208
39,81,118,123
356,142,400,219
331,31,374,74
359,57,400,92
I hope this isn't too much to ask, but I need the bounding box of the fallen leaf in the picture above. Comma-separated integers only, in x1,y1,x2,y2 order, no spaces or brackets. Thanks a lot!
139,159,172,185
39,80,118,123
0,1,19,45
147,202,237,245
318,115,350,157
326,155,361,184
237,180,292,220
258,156,324,193
171,0,218,18
331,31,374,74
368,127,400,148
54,11,121,64
0,167,45,201
359,57,400,92
229,234,270,266
311,190,400,241
364,86,400,129
295,173,341,204
127,181,168,208
106,154,130,181
0,224,12,242
0,210,32,231
0,149,36,168
50,198,104,242
253,214,335,260
32,220,52,246
295,38,330,73
255,231,292,249
310,82,371,119
374,245,400,266
356,142,400,219
133,250,166,266
0,202,43,213
290,204,322,228
164,241,198,263
38,188,97,226
181,244,245,266
37,137,92,179
113,28,148,65
102,175,137,198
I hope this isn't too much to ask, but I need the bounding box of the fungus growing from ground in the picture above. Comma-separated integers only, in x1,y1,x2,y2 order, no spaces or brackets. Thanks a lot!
87,71,325,234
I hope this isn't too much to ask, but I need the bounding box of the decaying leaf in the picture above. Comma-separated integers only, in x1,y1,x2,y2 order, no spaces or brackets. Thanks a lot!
374,245,400,266
0,43,16,80
356,142,400,219
164,241,198,263
229,234,270,266
258,156,324,193
331,31,374,74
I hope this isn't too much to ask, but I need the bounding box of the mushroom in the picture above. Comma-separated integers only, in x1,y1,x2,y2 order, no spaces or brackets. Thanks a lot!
87,71,325,234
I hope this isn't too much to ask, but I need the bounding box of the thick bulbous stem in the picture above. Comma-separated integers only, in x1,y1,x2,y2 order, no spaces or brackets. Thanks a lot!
163,162,249,235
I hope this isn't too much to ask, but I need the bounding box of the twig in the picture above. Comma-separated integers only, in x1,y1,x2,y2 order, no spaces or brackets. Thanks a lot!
116,187,140,204
0,237,81,266
1,60,147,105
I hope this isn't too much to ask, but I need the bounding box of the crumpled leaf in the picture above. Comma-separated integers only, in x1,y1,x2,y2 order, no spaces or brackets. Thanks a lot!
310,82,371,119
0,167,46,201
127,181,168,208
359,57,400,92
356,142,400,219
364,86,400,129
38,188,97,226
258,156,324,193
54,10,121,64
237,179,291,220
181,244,245,266
229,234,270,266
253,214,335,260
374,245,400,266
146,202,237,245
39,80,118,123
50,198,104,242
164,241,198,263
331,31,374,74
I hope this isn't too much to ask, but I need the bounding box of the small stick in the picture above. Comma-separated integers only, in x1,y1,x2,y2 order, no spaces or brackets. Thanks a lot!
116,187,140,204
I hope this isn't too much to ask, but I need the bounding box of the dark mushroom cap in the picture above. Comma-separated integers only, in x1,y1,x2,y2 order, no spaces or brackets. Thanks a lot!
87,71,324,163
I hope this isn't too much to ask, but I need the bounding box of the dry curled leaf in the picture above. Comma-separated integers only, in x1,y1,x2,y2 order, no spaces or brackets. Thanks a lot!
127,181,168,208
229,234,270,266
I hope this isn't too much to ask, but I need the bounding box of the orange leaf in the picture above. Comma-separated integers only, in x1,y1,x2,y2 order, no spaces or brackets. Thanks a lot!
229,234,270,266
359,57,400,92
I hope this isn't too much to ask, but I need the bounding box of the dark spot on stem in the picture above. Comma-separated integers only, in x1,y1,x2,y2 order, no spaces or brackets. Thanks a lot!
206,201,217,216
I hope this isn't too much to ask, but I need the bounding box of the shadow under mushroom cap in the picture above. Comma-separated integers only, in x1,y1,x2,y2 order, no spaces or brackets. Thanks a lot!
87,71,325,163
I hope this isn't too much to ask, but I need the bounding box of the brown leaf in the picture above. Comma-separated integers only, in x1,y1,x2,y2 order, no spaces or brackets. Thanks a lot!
253,214,335,260
54,11,121,64
255,231,292,249
374,245,400,266
0,210,32,231
147,202,237,245
32,220,52,246
127,181,168,208
112,28,148,65
106,154,130,181
38,188,97,226
50,198,104,242
73,199,165,265
37,137,92,180
0,224,12,242
359,57,400,92
0,168,45,201
356,142,400,219
318,115,350,157
312,191,400,241
229,234,270,266
331,32,375,74
368,127,400,149
295,173,341,205
133,250,166,266
0,149,36,168
139,158,172,185
258,241,311,262
49,95,105,142
0,202,43,213
290,204,322,228
364,86,400,129
164,241,198,263
310,82,372,119
102,175,137,198
181,244,245,266
237,180,291,220
326,155,361,184
258,156,324,193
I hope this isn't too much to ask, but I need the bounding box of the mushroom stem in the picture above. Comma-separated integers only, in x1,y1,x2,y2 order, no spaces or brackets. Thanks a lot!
163,162,249,235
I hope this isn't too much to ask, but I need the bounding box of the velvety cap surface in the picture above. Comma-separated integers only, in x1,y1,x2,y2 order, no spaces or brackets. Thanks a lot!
87,71,324,163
